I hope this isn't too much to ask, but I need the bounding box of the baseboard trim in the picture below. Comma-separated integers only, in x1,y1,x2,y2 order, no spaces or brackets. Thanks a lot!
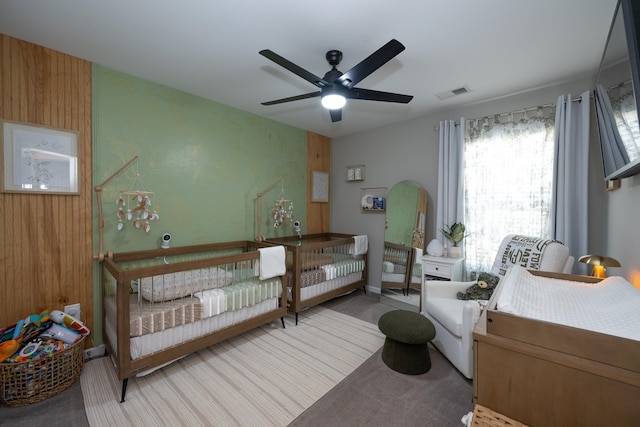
84,344,106,361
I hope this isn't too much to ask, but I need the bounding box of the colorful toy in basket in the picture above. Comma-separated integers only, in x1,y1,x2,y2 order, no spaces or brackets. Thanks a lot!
41,324,81,345
24,310,50,325
0,311,53,362
9,336,67,362
49,310,91,336
0,339,19,362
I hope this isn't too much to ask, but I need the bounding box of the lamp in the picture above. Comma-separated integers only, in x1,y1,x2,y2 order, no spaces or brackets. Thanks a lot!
321,89,346,110
578,254,621,278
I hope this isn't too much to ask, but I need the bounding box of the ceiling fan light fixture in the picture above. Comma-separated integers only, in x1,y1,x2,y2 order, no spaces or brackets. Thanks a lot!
321,93,346,110
260,39,412,121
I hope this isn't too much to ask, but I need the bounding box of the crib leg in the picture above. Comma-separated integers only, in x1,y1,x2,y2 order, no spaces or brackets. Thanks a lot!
120,378,128,403
362,286,367,295
295,312,299,325
280,317,285,329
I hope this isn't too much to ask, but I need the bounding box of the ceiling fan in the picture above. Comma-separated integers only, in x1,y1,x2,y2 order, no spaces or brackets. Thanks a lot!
259,39,413,122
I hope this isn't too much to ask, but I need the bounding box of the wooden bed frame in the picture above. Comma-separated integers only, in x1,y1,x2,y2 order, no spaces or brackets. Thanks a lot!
101,240,287,402
262,233,368,323
473,271,640,426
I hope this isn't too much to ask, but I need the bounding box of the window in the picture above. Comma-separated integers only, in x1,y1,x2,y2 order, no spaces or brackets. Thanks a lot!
463,110,556,274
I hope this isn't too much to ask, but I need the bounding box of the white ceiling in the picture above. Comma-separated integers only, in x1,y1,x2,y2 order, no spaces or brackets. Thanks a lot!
0,0,618,138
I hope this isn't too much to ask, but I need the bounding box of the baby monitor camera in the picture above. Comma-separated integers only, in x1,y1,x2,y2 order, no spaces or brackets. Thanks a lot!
161,233,172,249
294,221,301,232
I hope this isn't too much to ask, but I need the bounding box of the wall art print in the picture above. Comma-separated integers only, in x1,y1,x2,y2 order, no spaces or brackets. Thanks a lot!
1,120,79,194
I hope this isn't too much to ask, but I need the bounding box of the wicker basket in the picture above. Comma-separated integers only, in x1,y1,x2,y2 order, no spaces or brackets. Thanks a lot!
0,337,85,407
472,404,529,427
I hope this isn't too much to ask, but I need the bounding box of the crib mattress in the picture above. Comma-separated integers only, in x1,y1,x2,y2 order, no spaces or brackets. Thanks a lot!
105,298,279,360
287,271,363,302
139,266,234,302
105,295,204,337
381,272,406,284
106,277,282,337
196,277,281,316
286,269,326,289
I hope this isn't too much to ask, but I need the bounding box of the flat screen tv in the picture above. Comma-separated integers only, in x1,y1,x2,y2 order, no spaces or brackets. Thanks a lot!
595,0,640,181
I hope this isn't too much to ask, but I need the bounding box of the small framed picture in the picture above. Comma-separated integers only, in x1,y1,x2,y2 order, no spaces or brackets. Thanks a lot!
1,120,80,194
311,170,329,202
345,164,365,182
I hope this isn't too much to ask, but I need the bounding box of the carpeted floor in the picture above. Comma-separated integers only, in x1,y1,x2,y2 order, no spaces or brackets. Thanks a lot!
289,346,472,427
80,306,384,426
291,292,473,427
1,291,473,426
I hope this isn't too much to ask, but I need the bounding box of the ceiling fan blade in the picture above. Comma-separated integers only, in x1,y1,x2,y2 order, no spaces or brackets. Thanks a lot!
259,49,332,88
335,39,405,89
329,108,342,122
261,91,321,106
346,87,413,103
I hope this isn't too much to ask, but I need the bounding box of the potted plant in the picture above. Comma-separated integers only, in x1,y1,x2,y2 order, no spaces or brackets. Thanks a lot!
441,222,467,258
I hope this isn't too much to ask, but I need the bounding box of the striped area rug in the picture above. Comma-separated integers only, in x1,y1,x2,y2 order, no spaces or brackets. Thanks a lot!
81,306,384,426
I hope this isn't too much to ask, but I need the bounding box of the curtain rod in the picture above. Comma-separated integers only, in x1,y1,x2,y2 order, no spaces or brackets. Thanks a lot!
468,103,555,125
608,79,633,91
434,95,589,131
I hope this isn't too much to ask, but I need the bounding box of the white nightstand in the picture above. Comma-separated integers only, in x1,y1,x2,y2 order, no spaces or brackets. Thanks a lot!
421,255,464,282
420,255,464,314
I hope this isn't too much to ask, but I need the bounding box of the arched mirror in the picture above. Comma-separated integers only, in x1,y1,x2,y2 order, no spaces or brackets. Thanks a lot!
380,180,427,311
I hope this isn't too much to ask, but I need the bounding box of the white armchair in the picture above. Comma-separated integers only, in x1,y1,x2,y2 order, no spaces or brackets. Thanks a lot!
421,235,574,379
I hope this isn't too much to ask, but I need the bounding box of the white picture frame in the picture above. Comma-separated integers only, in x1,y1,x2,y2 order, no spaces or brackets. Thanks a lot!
311,170,329,203
345,164,365,182
1,120,79,194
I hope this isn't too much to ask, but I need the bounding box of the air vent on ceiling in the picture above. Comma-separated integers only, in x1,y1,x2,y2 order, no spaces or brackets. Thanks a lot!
435,85,471,100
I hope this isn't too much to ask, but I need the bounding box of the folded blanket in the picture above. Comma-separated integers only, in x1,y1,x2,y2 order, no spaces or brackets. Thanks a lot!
258,245,286,280
349,235,368,256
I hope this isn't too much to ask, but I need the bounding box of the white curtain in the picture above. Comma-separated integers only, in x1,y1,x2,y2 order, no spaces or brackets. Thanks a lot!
436,119,465,250
550,91,590,274
463,110,556,274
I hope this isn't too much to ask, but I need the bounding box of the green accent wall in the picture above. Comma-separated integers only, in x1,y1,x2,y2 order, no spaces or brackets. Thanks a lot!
91,65,307,344
93,65,307,253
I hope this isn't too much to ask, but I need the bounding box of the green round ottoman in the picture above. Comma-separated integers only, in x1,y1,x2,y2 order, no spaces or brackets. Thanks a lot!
378,310,436,375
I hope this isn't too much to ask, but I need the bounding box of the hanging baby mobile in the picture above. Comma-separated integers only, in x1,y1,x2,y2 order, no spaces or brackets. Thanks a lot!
115,160,158,233
271,180,295,229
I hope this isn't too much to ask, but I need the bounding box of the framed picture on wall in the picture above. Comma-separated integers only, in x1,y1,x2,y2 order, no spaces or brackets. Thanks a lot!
311,170,329,202
1,120,79,194
345,165,365,182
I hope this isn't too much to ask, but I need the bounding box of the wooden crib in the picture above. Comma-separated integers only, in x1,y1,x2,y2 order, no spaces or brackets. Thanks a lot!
261,233,368,324
101,240,287,402
381,242,413,293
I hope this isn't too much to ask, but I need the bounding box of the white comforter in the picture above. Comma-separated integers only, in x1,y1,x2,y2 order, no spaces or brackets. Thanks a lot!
496,266,640,341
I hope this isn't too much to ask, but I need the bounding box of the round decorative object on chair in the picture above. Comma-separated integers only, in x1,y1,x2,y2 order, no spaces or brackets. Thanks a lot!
378,310,436,375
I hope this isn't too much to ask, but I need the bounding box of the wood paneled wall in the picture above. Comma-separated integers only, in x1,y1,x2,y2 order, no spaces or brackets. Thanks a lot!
306,131,331,233
0,35,93,345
